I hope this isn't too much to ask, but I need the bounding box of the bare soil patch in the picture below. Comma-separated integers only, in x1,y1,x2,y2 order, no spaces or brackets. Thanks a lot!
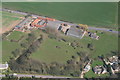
0,20,21,34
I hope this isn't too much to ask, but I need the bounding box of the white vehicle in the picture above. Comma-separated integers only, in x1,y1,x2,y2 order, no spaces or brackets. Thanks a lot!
13,73,17,76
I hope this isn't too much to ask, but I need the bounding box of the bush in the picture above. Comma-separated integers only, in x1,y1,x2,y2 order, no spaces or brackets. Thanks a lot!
87,43,94,50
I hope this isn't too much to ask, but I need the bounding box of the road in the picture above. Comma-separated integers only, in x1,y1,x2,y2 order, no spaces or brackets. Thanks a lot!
1,8,118,34
88,27,118,34
0,74,70,78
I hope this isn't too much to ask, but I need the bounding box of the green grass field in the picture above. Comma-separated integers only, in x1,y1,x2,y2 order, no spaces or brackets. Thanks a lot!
31,38,76,64
2,31,26,62
30,29,84,64
2,40,21,62
81,31,118,58
2,2,118,29
8,31,25,41
30,30,118,64
29,28,90,64
2,29,115,65
2,30,27,62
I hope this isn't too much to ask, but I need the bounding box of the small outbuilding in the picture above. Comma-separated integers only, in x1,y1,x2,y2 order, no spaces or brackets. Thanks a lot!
93,66,107,74
0,63,8,70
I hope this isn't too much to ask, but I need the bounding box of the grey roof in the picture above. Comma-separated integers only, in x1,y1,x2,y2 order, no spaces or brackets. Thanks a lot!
67,27,84,39
46,20,60,29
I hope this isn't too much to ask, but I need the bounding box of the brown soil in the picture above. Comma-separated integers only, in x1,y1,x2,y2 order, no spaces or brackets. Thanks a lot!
0,20,22,34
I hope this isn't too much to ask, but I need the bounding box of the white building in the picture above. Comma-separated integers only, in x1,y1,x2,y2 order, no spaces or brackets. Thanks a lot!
84,64,91,72
0,63,8,70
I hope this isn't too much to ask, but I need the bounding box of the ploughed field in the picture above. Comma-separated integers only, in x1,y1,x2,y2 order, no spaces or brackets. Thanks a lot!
2,2,118,29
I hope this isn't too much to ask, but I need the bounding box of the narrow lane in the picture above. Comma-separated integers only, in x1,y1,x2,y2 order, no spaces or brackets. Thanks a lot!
0,74,70,78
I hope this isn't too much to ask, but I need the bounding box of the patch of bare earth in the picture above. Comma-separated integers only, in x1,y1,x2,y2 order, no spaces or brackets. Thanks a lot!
0,20,22,34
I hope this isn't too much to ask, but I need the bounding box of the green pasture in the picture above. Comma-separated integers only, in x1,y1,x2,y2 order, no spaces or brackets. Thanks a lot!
79,31,118,58
31,30,118,64
2,40,21,62
8,31,25,41
2,30,27,62
31,38,77,64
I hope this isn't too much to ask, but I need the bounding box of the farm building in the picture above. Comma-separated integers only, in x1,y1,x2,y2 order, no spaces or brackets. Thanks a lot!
67,26,86,39
15,17,33,32
30,17,55,28
16,17,32,28
88,32,100,40
0,63,8,70
93,66,107,74
58,23,71,34
57,23,86,39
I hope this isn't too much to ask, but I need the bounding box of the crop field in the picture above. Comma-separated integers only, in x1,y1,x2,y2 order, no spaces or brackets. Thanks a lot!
2,2,118,29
